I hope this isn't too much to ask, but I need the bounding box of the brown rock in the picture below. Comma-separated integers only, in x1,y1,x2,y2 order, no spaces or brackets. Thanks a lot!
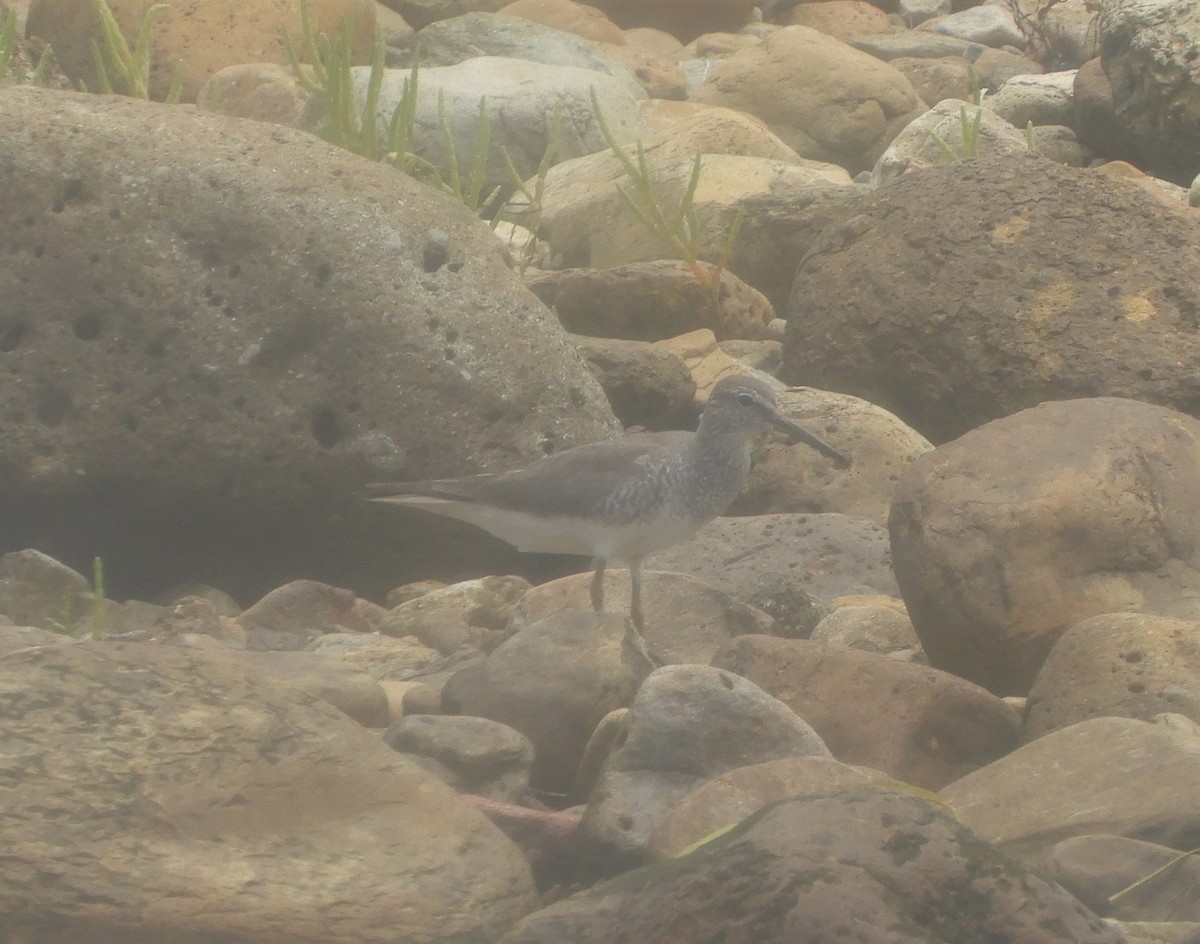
809,602,922,658
1024,613,1200,742
890,398,1200,695
779,0,892,39
244,649,391,726
713,635,1020,789
24,0,375,102
691,26,925,174
572,336,697,431
527,260,774,342
237,579,378,649
197,63,311,126
783,153,1200,444
379,575,531,654
942,716,1200,863
0,639,538,943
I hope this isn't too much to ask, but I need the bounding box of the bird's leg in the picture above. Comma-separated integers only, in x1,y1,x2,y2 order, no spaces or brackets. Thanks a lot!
628,558,645,636
589,557,606,612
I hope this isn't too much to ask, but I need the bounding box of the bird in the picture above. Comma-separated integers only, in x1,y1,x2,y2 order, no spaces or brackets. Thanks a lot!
366,374,849,634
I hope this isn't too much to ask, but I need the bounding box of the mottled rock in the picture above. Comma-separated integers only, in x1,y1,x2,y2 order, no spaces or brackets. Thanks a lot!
890,399,1200,695
0,639,538,943
1024,612,1200,741
502,789,1125,944
784,153,1200,443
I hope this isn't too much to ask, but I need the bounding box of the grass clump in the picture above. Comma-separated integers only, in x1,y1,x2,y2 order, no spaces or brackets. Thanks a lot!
89,0,182,101
590,87,743,295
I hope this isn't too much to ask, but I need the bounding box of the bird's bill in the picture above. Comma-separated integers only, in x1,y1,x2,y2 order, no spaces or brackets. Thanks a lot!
769,413,851,467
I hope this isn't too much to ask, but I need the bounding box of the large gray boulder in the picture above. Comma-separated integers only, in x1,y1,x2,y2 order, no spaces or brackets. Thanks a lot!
0,87,617,601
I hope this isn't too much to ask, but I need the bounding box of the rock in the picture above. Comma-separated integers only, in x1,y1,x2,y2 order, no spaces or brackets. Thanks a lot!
24,0,375,102
713,635,1020,789
889,54,974,104
1041,834,1200,922
0,87,618,602
578,664,829,874
1074,55,1142,163
985,70,1078,127
442,610,654,793
527,260,775,342
778,0,892,40
651,512,901,607
0,622,67,655
572,337,698,431
383,713,535,800
383,0,510,30
410,12,646,100
872,97,1031,184
197,63,311,126
1023,0,1100,67
1028,123,1094,166
1023,612,1200,742
942,715,1200,863
690,26,926,174
309,631,444,679
597,41,688,99
244,649,391,726
730,387,932,525
898,0,951,28
578,0,756,42
236,580,379,650
0,639,538,942
501,789,1126,944
499,0,626,45
1096,0,1200,184
534,149,856,312
848,30,977,60
0,548,93,634
646,754,885,860
890,398,1200,695
931,4,1027,48
809,601,923,658
379,575,531,654
353,56,643,195
511,569,777,665
784,153,1200,444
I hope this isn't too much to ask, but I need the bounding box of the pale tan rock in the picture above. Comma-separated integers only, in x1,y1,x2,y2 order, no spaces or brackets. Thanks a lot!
500,0,626,44
809,604,923,659
942,716,1200,863
646,755,886,860
511,569,776,665
691,26,925,173
623,25,686,58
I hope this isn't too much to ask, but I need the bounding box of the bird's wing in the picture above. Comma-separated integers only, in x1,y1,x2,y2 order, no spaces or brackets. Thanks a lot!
366,436,680,518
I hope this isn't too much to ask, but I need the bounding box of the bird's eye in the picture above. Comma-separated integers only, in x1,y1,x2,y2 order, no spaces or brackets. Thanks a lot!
736,393,755,407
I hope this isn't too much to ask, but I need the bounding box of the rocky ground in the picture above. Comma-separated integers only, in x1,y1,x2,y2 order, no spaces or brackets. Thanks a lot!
3,0,1200,941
